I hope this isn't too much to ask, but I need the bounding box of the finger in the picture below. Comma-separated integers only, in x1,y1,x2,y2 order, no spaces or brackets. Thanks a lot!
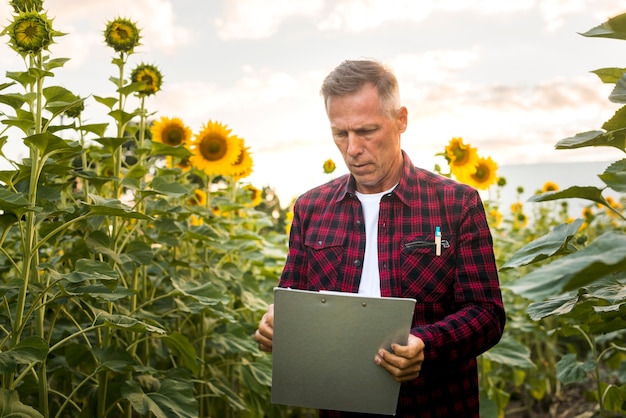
375,352,421,382
255,329,273,352
391,335,425,358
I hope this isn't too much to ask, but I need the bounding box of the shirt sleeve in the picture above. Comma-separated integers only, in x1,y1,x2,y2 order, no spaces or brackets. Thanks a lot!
278,197,307,289
411,188,505,363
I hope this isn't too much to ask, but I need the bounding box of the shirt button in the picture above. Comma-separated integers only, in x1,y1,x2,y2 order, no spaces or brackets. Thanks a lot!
354,260,361,267
356,220,361,226
317,240,322,247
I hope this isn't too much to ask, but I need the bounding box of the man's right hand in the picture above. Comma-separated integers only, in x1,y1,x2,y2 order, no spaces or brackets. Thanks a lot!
254,303,274,352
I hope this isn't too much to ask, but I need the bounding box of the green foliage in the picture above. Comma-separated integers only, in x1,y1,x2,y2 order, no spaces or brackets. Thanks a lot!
496,11,626,417
0,2,289,417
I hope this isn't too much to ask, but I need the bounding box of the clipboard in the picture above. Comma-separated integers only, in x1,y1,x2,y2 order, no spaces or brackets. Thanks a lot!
271,287,416,415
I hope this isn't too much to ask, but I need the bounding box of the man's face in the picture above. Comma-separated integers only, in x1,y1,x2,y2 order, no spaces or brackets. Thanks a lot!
327,83,407,194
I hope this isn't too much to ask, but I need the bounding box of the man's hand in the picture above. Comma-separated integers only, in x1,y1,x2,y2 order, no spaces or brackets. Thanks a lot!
374,334,424,382
254,304,274,352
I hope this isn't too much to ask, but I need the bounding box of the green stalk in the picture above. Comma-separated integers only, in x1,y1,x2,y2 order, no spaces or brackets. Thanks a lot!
575,325,606,417
10,51,50,416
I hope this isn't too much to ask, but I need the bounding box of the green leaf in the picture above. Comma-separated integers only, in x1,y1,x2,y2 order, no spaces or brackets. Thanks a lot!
481,334,535,369
598,158,626,192
507,231,626,300
92,136,128,153
0,93,29,109
84,195,153,221
170,276,231,307
78,123,109,137
94,312,166,335
602,105,626,131
62,259,119,289
93,346,137,373
500,219,583,270
63,283,134,301
163,333,199,376
0,388,44,418
556,354,594,385
23,132,82,159
93,95,118,109
123,240,154,266
610,73,626,104
527,186,607,206
0,188,34,216
5,70,36,88
526,291,580,321
109,109,138,126
591,67,626,84
580,12,626,40
122,375,198,418
44,57,70,71
602,383,626,413
151,142,193,159
555,130,626,152
0,336,49,374
150,176,189,198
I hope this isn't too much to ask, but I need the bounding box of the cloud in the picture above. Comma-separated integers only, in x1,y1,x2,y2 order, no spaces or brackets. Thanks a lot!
317,0,433,32
45,0,192,52
214,0,324,40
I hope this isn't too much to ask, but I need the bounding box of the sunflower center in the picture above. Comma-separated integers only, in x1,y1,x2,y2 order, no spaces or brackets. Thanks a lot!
200,135,228,161
115,25,130,40
164,128,184,146
473,165,487,181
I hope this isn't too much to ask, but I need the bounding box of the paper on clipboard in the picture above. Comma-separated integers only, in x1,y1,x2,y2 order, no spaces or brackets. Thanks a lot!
271,287,416,415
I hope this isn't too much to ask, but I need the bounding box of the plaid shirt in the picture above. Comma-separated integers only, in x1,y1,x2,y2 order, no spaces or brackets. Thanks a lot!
279,152,505,417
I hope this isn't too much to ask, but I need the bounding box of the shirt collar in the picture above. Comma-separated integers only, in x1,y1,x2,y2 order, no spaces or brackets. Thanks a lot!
336,151,416,206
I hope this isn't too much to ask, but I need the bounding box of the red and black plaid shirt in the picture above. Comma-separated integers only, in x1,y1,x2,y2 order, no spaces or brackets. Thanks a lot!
279,152,505,417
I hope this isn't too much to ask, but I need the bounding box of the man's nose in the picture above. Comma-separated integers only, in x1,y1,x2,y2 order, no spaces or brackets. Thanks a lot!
346,132,364,157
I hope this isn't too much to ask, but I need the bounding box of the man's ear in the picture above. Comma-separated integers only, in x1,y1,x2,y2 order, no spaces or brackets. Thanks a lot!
396,106,408,133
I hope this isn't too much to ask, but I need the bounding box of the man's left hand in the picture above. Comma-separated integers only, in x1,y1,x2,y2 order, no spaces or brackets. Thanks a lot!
374,334,424,382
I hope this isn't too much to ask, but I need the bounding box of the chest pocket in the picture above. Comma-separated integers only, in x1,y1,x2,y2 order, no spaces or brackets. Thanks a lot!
303,229,347,291
400,234,455,304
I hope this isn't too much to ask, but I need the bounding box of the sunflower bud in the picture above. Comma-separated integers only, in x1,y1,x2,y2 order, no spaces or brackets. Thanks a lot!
130,63,163,96
2,10,59,55
10,0,43,12
104,17,141,53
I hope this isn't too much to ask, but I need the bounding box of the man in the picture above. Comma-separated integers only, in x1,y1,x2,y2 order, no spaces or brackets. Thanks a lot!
255,59,505,417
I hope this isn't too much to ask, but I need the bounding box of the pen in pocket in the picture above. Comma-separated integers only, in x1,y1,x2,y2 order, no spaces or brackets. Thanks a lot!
404,239,449,250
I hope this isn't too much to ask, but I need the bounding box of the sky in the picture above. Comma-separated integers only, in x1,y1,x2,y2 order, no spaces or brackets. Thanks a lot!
2,0,626,204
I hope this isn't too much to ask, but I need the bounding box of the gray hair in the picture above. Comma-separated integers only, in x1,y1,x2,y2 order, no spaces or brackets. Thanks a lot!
320,59,401,117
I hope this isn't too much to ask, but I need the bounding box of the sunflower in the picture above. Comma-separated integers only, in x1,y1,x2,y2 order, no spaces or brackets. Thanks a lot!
187,189,207,207
151,117,191,147
445,137,479,177
230,139,253,180
131,63,163,96
10,0,43,12
3,10,60,55
456,156,498,190
104,17,140,53
488,208,503,228
510,202,523,214
188,121,242,176
323,158,336,174
166,155,192,171
243,184,263,207
285,209,294,236
541,181,559,193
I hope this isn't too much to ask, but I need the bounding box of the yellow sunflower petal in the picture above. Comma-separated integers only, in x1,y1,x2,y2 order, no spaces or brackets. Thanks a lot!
151,116,192,146
465,156,498,190
446,137,479,176
188,120,242,176
231,139,253,180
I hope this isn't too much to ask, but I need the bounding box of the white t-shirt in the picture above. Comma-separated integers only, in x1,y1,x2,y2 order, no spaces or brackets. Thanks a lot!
355,185,396,297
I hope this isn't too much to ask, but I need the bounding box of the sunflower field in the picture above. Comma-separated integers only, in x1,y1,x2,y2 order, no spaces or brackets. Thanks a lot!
0,1,625,417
